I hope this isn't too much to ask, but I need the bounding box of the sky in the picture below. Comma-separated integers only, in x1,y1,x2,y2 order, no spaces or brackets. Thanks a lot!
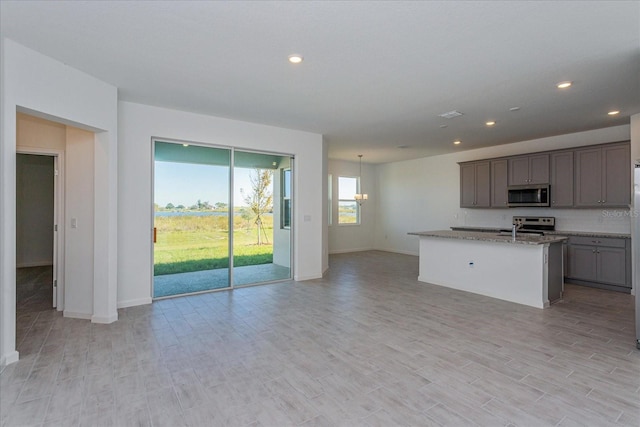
154,161,258,208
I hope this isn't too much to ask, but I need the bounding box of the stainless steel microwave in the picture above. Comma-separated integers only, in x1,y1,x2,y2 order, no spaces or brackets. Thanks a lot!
507,184,550,207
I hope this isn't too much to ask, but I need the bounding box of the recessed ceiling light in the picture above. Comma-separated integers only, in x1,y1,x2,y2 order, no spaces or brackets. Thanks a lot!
485,121,496,126
288,54,303,64
453,140,461,145
556,81,572,89
182,144,189,147
608,110,620,116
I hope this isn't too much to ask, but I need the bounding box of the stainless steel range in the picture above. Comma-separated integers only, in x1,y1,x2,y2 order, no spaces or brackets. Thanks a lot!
502,216,556,236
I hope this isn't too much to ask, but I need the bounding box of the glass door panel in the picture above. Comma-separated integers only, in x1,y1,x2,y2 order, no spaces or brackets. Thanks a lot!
233,151,292,286
153,141,231,297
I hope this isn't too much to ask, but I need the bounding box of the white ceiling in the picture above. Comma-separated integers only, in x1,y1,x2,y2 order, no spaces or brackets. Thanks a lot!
1,1,639,164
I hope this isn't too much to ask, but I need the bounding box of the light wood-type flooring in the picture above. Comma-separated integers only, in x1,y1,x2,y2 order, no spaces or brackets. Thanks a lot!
2,251,639,426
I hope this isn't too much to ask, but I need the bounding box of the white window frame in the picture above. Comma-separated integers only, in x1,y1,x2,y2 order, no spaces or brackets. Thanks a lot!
337,175,361,225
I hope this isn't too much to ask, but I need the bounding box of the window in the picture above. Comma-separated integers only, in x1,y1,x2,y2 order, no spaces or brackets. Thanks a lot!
338,176,360,224
281,168,291,229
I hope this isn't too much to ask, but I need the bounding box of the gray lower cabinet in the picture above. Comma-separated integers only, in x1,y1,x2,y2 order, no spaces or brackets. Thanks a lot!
566,236,630,291
460,161,490,208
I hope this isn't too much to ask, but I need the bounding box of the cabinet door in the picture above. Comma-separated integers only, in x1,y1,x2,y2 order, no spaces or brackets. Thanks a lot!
475,161,491,207
602,144,630,206
575,148,602,206
528,154,550,184
460,163,476,207
508,157,530,185
596,247,627,286
491,160,508,207
550,151,574,207
568,245,597,281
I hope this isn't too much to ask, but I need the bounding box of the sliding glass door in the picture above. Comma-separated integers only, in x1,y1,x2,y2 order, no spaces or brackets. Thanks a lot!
233,151,292,286
153,141,292,298
153,142,231,298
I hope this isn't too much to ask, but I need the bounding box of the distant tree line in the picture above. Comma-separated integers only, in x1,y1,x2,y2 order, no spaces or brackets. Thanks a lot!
155,200,229,212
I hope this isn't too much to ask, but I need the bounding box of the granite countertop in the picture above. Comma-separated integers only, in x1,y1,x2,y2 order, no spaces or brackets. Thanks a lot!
409,230,568,245
450,226,630,239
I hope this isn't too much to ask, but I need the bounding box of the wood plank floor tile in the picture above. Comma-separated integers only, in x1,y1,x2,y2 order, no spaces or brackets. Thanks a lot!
5,252,639,427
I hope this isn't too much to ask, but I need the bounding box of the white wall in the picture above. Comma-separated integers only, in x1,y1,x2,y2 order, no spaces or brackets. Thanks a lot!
375,125,631,256
328,159,377,253
117,101,325,308
1,39,118,367
64,127,95,318
16,154,54,267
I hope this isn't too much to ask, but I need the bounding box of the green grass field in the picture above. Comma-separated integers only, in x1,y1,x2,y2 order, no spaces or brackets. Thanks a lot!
154,214,274,276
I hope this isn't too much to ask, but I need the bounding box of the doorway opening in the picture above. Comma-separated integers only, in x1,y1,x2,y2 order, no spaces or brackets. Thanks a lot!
15,153,61,342
152,140,293,298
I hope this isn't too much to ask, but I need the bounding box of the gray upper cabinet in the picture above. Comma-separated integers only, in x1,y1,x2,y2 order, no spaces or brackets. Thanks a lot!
602,143,631,206
490,159,508,207
460,161,490,208
508,154,549,185
550,151,574,207
575,143,630,207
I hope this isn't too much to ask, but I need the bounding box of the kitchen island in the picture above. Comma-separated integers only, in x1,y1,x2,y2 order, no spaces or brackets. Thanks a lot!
408,230,567,308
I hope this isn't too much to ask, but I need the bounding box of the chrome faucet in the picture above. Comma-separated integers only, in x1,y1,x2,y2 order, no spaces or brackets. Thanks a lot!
512,223,523,240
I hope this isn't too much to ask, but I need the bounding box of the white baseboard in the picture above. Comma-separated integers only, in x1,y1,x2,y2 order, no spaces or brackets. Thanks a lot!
117,297,152,309
16,261,53,268
91,313,118,324
294,273,323,281
328,247,375,255
63,311,92,320
328,247,419,257
372,248,419,257
0,351,20,368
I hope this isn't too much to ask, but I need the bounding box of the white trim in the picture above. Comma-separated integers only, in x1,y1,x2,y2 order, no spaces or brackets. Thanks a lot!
91,313,118,324
371,248,419,257
329,247,375,255
294,274,322,281
117,297,152,309
16,146,65,311
63,311,92,320
1,351,20,367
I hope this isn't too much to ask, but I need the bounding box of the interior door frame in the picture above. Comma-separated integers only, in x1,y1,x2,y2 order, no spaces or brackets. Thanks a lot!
15,148,65,310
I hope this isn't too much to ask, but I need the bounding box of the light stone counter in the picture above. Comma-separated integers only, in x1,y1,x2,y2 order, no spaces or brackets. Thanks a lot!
450,226,629,240
409,230,567,245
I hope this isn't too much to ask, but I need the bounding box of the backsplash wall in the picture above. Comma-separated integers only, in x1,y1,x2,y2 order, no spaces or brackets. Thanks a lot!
456,207,631,234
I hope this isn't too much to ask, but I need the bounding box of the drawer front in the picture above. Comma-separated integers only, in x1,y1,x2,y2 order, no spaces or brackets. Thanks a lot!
567,236,626,248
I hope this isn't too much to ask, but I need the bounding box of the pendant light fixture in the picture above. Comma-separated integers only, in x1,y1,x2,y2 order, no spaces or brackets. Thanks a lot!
354,154,368,206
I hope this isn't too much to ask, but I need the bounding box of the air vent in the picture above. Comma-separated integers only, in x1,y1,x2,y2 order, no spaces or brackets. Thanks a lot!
438,110,464,119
